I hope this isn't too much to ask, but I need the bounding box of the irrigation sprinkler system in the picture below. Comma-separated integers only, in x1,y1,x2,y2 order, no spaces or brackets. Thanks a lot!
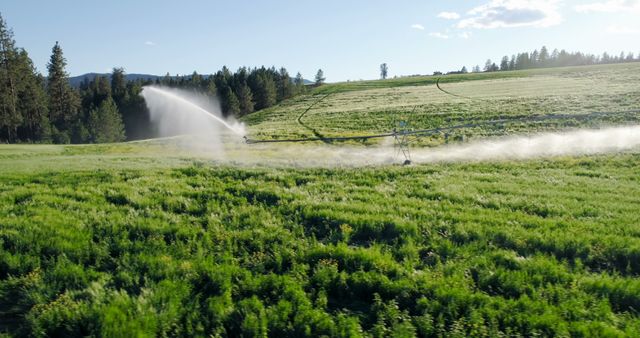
141,85,639,165
244,109,640,164
240,79,640,165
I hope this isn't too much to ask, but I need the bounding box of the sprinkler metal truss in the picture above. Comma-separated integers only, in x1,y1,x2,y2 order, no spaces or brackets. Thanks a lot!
243,109,640,165
393,120,412,165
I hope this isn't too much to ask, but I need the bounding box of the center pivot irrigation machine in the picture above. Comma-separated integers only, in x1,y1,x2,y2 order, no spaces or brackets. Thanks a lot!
243,108,640,165
242,90,640,165
243,118,417,164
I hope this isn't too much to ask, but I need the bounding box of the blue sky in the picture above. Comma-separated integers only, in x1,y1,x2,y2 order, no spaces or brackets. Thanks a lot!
3,0,639,82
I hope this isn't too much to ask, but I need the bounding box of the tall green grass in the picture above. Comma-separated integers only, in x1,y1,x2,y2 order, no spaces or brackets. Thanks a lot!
1,152,640,336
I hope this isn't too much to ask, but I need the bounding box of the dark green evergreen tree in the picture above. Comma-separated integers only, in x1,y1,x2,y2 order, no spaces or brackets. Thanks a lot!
315,69,325,85
484,59,493,72
47,41,80,143
294,72,306,94
189,71,203,89
254,73,276,110
16,50,50,142
0,13,20,141
221,87,240,116
1,13,51,143
246,68,277,111
380,63,388,79
87,97,125,143
500,56,509,71
539,46,549,67
81,76,111,109
236,83,254,116
120,80,152,140
530,49,539,67
111,67,127,105
276,67,293,101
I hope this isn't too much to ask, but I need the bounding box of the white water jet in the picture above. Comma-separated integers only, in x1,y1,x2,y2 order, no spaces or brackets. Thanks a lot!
140,85,246,155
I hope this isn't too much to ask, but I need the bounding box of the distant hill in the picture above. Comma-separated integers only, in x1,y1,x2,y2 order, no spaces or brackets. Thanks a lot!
69,73,313,87
68,73,162,87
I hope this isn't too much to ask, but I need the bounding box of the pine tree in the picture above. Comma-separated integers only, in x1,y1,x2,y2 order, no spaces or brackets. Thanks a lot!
530,49,539,67
0,13,51,143
252,73,277,110
0,13,20,141
16,50,49,142
161,72,172,86
120,81,152,140
236,83,254,116
276,67,293,102
500,56,509,71
81,76,111,109
190,71,203,89
539,46,549,67
294,72,305,86
315,69,325,85
111,67,127,105
294,72,306,94
380,63,388,79
87,97,125,143
221,87,240,116
484,59,493,72
47,41,80,143
205,79,217,98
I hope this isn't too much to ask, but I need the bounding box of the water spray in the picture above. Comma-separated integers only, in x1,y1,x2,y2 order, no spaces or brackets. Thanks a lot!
142,86,245,137
243,109,640,164
139,86,639,166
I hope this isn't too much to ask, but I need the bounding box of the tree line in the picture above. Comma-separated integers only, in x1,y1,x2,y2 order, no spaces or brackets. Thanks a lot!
0,13,318,144
154,66,311,118
477,46,640,73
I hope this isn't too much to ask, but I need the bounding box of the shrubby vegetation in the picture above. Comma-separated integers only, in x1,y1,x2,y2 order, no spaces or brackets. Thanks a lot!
1,152,640,336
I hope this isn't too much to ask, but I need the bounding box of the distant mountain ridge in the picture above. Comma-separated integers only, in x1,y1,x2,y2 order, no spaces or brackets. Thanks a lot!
68,73,162,87
68,73,313,87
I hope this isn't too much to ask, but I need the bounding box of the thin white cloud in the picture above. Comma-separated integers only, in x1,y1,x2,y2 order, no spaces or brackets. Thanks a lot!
457,0,562,29
576,0,640,12
458,32,472,39
429,32,450,39
437,11,461,19
606,24,640,34
144,41,156,46
411,24,425,30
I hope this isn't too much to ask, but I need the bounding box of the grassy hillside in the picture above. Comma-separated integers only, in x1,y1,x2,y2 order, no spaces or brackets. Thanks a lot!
244,63,640,144
1,63,640,337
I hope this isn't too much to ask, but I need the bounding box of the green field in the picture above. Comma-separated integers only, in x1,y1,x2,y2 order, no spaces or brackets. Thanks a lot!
245,63,640,145
2,64,640,337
